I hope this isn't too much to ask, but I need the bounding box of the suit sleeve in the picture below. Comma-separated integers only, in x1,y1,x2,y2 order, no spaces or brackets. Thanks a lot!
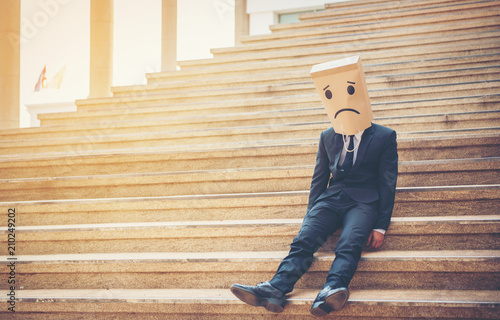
374,130,398,230
307,131,331,213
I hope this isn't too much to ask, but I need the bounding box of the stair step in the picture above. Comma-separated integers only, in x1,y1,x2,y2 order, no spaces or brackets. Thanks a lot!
323,0,408,11
148,51,500,83
32,92,500,129
0,158,498,201
179,30,500,68
245,8,498,45
0,185,498,226
1,133,498,179
149,52,499,85
324,0,450,11
111,65,500,98
76,83,316,110
3,250,497,290
40,95,319,126
301,0,485,21
271,0,500,33
212,17,500,57
2,110,499,156
1,215,497,254
4,87,499,140
72,76,500,111
0,289,497,319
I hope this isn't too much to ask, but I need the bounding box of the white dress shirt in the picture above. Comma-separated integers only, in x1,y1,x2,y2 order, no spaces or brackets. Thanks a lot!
339,130,364,166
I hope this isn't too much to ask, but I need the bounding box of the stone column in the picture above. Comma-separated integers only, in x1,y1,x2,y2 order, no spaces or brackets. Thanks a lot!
161,0,177,71
0,0,20,129
89,0,113,98
234,0,249,45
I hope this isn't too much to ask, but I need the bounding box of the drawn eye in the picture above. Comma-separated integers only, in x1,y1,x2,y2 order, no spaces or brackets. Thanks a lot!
325,90,333,99
347,85,355,95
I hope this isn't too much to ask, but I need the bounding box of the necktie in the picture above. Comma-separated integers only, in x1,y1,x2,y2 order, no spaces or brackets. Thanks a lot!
340,135,355,172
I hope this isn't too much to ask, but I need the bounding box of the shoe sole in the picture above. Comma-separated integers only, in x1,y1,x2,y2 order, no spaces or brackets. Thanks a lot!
230,286,284,313
326,289,349,311
310,289,349,317
310,302,331,317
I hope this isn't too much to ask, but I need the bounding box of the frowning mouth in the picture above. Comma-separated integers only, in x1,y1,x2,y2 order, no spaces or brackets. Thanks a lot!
334,108,360,118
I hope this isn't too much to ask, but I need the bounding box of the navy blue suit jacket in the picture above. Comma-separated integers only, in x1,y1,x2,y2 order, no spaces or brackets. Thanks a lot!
307,123,398,231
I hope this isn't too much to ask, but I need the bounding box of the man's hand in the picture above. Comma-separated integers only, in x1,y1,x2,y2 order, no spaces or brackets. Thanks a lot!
366,230,384,249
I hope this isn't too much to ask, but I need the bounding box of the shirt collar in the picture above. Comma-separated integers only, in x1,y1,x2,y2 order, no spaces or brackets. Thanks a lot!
354,129,365,140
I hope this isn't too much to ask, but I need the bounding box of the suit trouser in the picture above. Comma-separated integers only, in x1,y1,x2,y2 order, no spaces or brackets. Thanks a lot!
269,190,378,294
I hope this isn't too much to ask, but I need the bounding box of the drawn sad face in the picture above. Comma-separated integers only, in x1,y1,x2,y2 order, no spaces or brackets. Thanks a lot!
323,81,358,119
314,69,373,135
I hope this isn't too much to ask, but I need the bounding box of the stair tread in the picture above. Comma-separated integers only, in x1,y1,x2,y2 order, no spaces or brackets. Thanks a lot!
1,288,497,305
322,0,461,11
1,184,498,206
72,77,500,108
4,91,500,138
249,0,491,36
3,250,498,263
148,52,500,81
2,110,499,147
1,130,498,159
35,93,500,128
1,157,498,184
178,31,500,67
291,1,496,27
270,0,500,32
5,215,498,233
302,1,496,25
0,161,497,201
0,131,497,162
213,17,500,54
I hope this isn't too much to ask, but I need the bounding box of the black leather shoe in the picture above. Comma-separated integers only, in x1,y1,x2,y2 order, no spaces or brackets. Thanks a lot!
230,282,286,313
310,286,349,317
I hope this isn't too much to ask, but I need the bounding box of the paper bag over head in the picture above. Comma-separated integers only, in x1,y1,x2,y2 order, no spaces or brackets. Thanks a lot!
310,56,373,135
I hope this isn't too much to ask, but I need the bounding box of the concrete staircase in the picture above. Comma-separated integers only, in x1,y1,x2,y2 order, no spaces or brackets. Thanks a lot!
1,0,499,318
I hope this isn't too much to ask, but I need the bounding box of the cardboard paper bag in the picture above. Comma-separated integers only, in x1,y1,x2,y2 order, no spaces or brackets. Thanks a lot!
310,56,373,135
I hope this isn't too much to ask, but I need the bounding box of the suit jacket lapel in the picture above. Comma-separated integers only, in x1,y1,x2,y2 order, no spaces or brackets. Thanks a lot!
352,124,374,171
333,133,344,168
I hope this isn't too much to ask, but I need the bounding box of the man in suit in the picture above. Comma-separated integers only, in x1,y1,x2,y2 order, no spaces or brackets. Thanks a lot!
230,56,398,317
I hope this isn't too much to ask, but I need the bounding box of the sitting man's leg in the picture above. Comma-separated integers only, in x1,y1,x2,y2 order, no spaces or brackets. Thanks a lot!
231,198,342,313
311,200,378,317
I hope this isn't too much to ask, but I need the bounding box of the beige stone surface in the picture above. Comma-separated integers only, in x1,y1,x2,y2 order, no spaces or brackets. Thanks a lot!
150,48,499,82
0,250,497,291
0,215,497,255
2,131,498,170
28,93,499,130
214,18,500,56
180,33,499,68
274,1,500,32
0,186,497,227
0,159,498,201
253,21,497,52
0,289,497,319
